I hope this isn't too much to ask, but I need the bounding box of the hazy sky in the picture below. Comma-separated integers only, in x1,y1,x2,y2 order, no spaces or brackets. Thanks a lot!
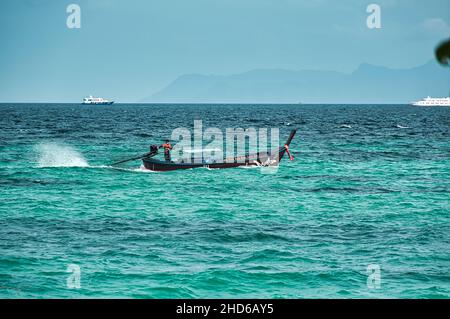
0,0,449,102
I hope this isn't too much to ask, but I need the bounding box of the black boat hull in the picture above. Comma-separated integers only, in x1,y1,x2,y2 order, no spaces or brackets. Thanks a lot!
142,129,296,172
143,153,280,171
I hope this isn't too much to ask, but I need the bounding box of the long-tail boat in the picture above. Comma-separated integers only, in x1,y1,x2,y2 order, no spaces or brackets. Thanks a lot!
141,129,297,172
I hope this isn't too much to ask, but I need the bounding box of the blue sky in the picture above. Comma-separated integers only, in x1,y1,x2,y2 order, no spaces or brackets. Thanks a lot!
0,0,449,102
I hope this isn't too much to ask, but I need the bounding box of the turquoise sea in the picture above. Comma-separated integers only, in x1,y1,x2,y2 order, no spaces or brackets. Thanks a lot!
0,103,449,298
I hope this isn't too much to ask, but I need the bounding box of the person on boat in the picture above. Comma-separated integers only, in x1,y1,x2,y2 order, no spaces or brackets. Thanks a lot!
159,140,173,162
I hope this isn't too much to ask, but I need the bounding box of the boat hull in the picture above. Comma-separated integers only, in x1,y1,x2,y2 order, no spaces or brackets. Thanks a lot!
142,129,296,172
82,101,114,105
142,154,280,172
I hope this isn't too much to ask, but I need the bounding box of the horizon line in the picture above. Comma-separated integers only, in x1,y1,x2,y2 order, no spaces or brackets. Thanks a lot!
0,102,417,105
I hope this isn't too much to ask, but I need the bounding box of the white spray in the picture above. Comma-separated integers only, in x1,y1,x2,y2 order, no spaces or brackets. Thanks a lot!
35,142,89,167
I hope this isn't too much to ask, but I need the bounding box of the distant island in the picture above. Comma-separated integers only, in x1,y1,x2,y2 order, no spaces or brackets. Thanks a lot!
143,60,450,104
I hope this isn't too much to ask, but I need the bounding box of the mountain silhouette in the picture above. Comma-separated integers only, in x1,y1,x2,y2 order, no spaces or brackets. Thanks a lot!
144,61,450,104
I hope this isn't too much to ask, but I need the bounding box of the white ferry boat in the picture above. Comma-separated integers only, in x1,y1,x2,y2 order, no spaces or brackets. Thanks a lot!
411,96,450,106
82,95,114,105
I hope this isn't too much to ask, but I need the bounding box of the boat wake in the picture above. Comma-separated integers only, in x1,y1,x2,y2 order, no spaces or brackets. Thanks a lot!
109,165,157,173
396,125,409,129
35,143,89,167
34,144,158,173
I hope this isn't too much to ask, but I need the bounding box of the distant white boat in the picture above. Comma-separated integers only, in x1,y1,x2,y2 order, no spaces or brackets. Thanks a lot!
411,96,450,106
82,95,114,105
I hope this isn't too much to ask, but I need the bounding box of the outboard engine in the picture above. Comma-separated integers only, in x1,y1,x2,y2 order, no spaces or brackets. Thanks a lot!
150,144,158,153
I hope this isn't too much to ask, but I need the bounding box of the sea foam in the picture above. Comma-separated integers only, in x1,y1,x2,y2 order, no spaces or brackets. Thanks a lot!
35,142,89,167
